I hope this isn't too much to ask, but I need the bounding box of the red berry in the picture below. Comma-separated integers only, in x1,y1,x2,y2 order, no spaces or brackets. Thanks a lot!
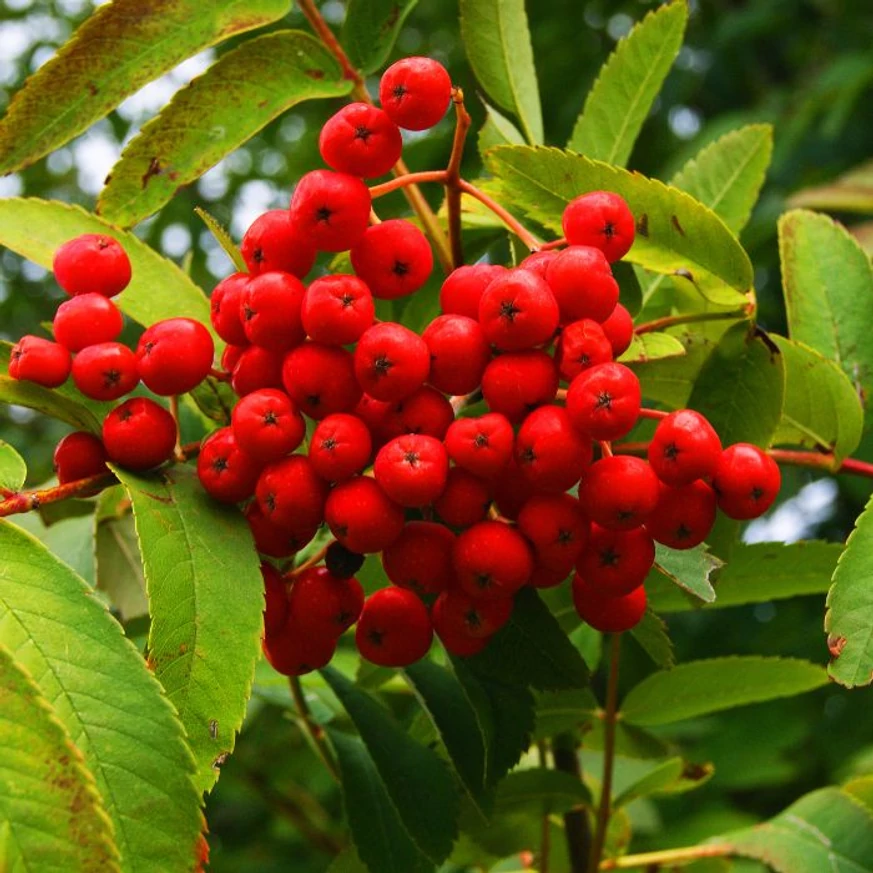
71,342,139,401
519,250,559,279
221,343,245,374
379,57,452,131
255,455,328,532
325,476,405,554
53,432,108,485
648,409,722,487
566,363,641,441
319,102,403,178
9,336,71,388
445,412,514,479
478,269,560,351
491,456,537,520
572,574,646,632
282,342,361,419
440,264,507,319
287,567,364,637
353,394,395,445
530,566,571,589
576,524,655,596
354,322,430,402
309,413,373,482
289,169,371,252
562,191,636,263
646,480,717,549
351,220,433,300
211,273,250,346
325,542,366,579
231,345,284,396
423,314,490,395
240,272,306,351
261,563,289,637
231,388,305,463
545,245,619,323
102,397,177,471
302,274,374,345
435,625,489,657
53,234,131,298
246,502,317,558
712,443,781,520
53,293,123,352
382,520,456,595
481,350,559,423
197,427,261,504
241,210,316,279
516,405,593,493
600,303,634,357
136,318,214,396
434,467,491,528
556,319,613,382
356,588,433,666
517,493,589,573
374,433,449,507
433,589,513,640
454,521,534,600
383,386,454,441
578,455,659,530
263,621,336,676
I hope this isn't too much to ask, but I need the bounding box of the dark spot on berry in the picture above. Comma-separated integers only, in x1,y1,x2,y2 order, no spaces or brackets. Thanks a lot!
557,529,573,545
751,486,765,501
263,410,278,426
242,304,254,321
143,340,155,355
603,221,615,239
340,294,355,308
103,368,121,387
392,84,407,101
354,125,372,142
265,493,276,511
475,572,493,590
336,609,353,626
474,432,489,448
306,393,321,408
599,547,620,568
595,391,613,410
404,450,420,466
499,300,522,321
617,509,634,521
119,409,133,423
392,260,409,276
676,523,693,540
316,206,332,224
464,609,482,629
367,628,384,646
211,457,228,473
520,446,536,464
373,355,393,377
664,442,680,461
321,437,337,451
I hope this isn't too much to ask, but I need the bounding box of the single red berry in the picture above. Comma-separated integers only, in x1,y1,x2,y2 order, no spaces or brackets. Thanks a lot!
354,322,430,402
231,345,284,396
576,523,655,596
600,303,634,357
102,397,177,471
211,273,250,346
353,394,396,446
319,102,403,178
516,405,594,493
555,319,613,382
197,427,261,504
478,269,560,351
648,409,723,487
517,493,589,573
325,541,366,579
71,342,139,401
578,455,659,530
519,250,559,279
445,412,514,479
255,454,328,532
136,318,214,396
434,467,492,528
287,567,364,637
261,563,289,637
379,57,452,130
289,169,371,252
246,502,318,558
491,456,537,520
440,263,507,319
433,589,513,640
309,413,373,482
221,343,245,374
423,314,490,395
481,350,559,423
240,272,306,352
351,219,433,300
566,363,641,441
712,443,781,520
374,433,449,507
562,191,636,263
646,480,717,549
545,245,619,324
572,574,646,632
301,274,374,345
231,388,305,463
263,621,336,676
382,386,455,442
282,342,361,419
325,476,405,554
241,210,316,279
454,521,534,600
53,432,108,485
53,234,131,298
53,293,123,352
356,587,433,666
9,336,71,388
435,623,488,657
382,520,456,595
530,565,572,589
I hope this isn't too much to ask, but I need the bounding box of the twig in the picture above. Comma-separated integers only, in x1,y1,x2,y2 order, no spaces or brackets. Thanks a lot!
446,88,472,268
169,395,185,462
287,542,332,578
369,171,449,198
289,676,339,781
552,733,591,873
634,309,748,336
598,844,732,869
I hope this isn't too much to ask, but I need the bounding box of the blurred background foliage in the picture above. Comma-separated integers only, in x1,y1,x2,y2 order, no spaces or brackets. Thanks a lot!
2,1,873,870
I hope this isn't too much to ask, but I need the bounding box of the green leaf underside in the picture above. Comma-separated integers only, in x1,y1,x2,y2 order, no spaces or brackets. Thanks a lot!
321,667,458,864
789,159,873,214
613,757,704,808
619,331,686,364
532,688,598,740
478,102,526,157
492,767,592,815
486,146,754,297
0,520,201,873
341,0,420,75
0,0,291,174
568,1,687,167
0,642,120,873
0,441,26,492
98,31,351,226
651,543,721,604
459,0,543,144
621,656,828,727
113,465,263,794
629,608,675,669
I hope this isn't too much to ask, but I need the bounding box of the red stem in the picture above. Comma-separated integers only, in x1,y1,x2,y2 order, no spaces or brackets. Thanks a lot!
457,179,542,251
369,171,449,199
637,408,668,421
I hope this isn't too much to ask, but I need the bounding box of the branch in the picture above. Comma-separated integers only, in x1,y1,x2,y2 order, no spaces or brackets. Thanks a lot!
553,733,591,873
289,676,339,781
370,171,449,198
599,844,731,869
634,309,749,336
446,88,472,268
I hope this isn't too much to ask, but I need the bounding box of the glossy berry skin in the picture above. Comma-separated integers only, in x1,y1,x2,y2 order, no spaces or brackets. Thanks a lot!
197,427,261,504
240,271,306,351
516,405,593,493
102,397,177,471
576,524,655,596
263,622,336,676
354,322,430,402
325,476,405,554
435,623,488,657
356,588,433,667
646,480,717,549
246,502,317,558
221,343,245,374
325,542,366,579
282,343,361,419
287,567,364,637
53,234,131,298
231,345,284,397
423,314,490,395
445,412,514,479
433,589,513,640
53,432,108,485
545,245,619,324
519,250,559,279
383,386,454,441
382,520,456,595
566,362,641,441
572,574,646,632
478,269,560,352
9,336,71,388
439,263,507,319
319,102,403,178
309,413,373,482
374,433,449,507
481,350,559,423
211,273,250,346
261,563,289,637
517,493,589,573
578,455,660,531
72,342,139,401
231,389,305,463
351,220,433,300
713,443,781,520
240,210,316,279
255,455,328,533
454,521,534,600
379,56,452,131
556,319,613,382
648,409,723,487
53,293,123,352
600,303,634,358
434,467,491,528
136,318,214,396
301,274,374,345
562,191,636,263
491,457,536,520
289,169,372,252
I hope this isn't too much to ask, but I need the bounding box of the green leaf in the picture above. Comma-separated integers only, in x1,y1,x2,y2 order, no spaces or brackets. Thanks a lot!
0,520,201,873
487,146,754,298
0,441,26,492
492,767,592,815
341,0,420,75
0,642,120,873
651,543,722,604
13,513,95,585
613,757,712,808
716,787,873,873
619,331,686,364
478,102,526,157
845,776,873,814
621,656,828,727
686,321,785,447
98,31,350,226
188,375,237,425
613,260,643,316
532,688,598,740
772,335,863,464
630,608,675,669
459,0,543,144
567,1,687,167
326,848,370,873
0,0,290,174
0,200,213,337
114,465,263,793
195,207,247,274
789,159,873,214
670,125,774,234
321,666,458,864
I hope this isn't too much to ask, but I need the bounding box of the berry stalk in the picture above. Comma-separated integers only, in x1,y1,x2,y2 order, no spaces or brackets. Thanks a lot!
446,88,472,268
289,676,339,780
